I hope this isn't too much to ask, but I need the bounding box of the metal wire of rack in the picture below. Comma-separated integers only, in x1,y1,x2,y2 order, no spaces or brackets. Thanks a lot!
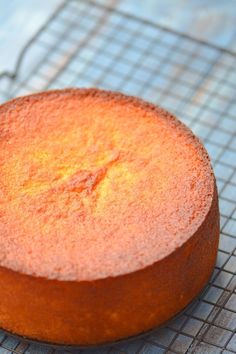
0,1,235,353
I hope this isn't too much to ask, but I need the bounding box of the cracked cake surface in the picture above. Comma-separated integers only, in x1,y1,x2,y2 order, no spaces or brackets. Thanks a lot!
0,88,214,281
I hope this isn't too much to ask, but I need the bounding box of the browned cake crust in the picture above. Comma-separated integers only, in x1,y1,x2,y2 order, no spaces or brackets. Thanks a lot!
0,89,219,345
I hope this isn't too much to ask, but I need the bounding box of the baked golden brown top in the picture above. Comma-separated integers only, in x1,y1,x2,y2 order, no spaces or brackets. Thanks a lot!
0,89,214,281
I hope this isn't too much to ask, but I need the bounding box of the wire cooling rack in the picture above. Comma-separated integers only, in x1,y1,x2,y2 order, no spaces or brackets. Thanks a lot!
0,1,236,353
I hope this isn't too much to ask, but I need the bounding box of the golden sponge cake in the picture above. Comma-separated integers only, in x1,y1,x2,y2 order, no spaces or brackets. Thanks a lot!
0,89,219,345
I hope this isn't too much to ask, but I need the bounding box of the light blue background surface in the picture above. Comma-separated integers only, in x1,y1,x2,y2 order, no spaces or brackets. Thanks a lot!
0,0,236,73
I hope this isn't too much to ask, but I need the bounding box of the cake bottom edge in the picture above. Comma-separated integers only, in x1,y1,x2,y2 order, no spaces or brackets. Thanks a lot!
0,268,214,351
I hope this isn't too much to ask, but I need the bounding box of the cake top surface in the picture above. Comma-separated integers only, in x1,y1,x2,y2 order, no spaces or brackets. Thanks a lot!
0,89,214,281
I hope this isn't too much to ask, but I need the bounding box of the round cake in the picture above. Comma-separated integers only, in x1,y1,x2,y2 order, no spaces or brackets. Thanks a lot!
0,88,219,346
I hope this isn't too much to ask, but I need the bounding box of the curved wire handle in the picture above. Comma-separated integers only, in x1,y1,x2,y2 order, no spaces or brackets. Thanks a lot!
0,0,67,83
